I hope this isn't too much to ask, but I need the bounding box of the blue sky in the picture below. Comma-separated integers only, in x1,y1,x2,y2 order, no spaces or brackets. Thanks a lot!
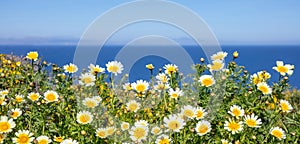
0,0,300,45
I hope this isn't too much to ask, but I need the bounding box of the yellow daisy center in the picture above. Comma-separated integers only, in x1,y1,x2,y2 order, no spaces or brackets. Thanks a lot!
97,131,106,138
232,108,241,116
171,93,178,99
0,122,10,131
121,124,129,130
228,121,240,131
277,66,288,73
136,84,146,92
132,127,146,139
11,112,19,118
158,138,170,144
83,77,92,84
79,114,90,123
210,62,223,70
66,66,76,73
258,85,269,94
17,134,30,143
202,78,213,86
212,54,225,60
152,128,160,134
16,97,23,103
167,67,176,73
46,93,56,102
271,130,283,139
108,65,119,73
196,110,204,119
183,110,194,118
281,103,289,112
29,94,39,101
54,137,63,142
245,119,257,127
128,103,138,111
85,101,96,108
168,121,180,131
106,128,115,135
38,139,49,144
198,124,209,134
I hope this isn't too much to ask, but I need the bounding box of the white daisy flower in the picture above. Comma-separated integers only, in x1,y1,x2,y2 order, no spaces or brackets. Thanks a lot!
279,99,293,113
228,105,244,117
9,108,22,119
82,97,99,108
106,61,124,76
163,64,178,75
126,100,140,113
195,107,207,120
79,73,96,87
195,120,212,136
211,51,228,60
12,130,34,144
270,127,286,140
272,61,294,76
181,105,196,119
129,126,148,142
76,111,93,124
257,82,272,95
168,88,183,99
155,134,172,144
199,75,215,87
224,119,243,134
163,114,186,132
131,80,149,93
244,113,262,128
63,63,78,73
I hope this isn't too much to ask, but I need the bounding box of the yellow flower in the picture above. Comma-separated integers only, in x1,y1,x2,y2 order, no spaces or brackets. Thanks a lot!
270,127,286,140
151,126,162,135
0,90,9,96
82,97,99,108
27,92,41,102
0,116,16,133
228,105,244,117
208,60,224,71
12,130,34,144
195,120,211,136
156,73,169,83
279,99,293,113
211,51,228,60
233,51,239,58
121,122,130,131
26,51,38,61
181,105,196,119
168,88,183,99
155,135,171,144
129,126,148,142
16,61,21,66
146,64,154,70
244,114,262,128
106,61,124,75
44,90,59,103
15,95,25,103
131,80,149,93
0,96,7,106
9,108,22,119
163,114,185,132
79,73,96,86
95,128,107,138
63,63,78,73
224,119,243,134
257,82,272,95
54,136,64,142
257,71,271,80
106,126,115,136
195,107,207,120
273,61,294,76
36,135,52,144
199,75,215,87
126,100,140,113
89,64,105,74
76,111,93,124
163,64,178,75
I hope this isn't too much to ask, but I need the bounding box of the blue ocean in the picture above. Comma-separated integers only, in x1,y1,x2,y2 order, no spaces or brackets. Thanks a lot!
0,45,299,88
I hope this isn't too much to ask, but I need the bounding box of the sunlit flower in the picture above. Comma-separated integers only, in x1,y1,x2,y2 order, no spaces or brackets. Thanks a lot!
60,138,79,144
89,64,105,74
92,96,102,103
76,111,93,124
54,136,64,143
257,82,272,95
208,60,224,71
15,95,25,103
36,135,52,144
199,75,215,87
279,99,293,113
131,80,149,93
224,119,243,134
0,90,9,96
106,61,124,76
135,120,148,127
123,83,132,91
211,51,228,60
181,105,196,119
195,107,207,120
154,82,170,92
0,96,6,106
273,61,294,76
26,51,38,61
257,71,271,80
221,139,232,144
163,114,186,132
12,130,34,144
233,51,239,58
151,126,162,135
244,114,262,128
63,63,78,73
27,92,40,102
168,88,183,99
156,73,169,83
44,90,59,103
121,122,130,131
79,73,96,86
129,126,148,142
106,126,115,136
228,105,244,117
82,97,99,108
250,73,262,85
126,100,140,113
155,134,171,144
0,116,16,133
96,128,107,138
163,64,178,75
146,64,154,70
195,120,212,136
9,108,22,120
270,127,286,140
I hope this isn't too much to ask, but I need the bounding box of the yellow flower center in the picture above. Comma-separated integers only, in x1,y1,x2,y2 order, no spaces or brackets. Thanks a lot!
55,137,63,142
281,103,289,112
16,97,23,103
198,124,209,134
202,78,213,86
17,134,30,143
152,128,160,134
183,110,194,118
210,62,223,70
171,93,178,99
168,121,180,131
158,138,170,144
97,131,106,138
108,65,119,73
258,85,269,94
245,119,257,127
228,121,240,131
85,101,97,108
27,52,38,60
167,67,176,74
277,66,288,73
38,139,49,144
106,128,115,135
136,84,146,92
66,66,76,73
46,93,56,102
79,114,90,123
11,112,19,118
271,130,283,139
0,122,10,131
83,77,92,84
196,110,204,119
29,94,39,101
232,108,241,116
129,103,138,112
133,127,146,139
121,124,129,130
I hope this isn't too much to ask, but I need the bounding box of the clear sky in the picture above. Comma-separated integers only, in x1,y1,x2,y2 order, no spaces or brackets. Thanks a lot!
0,0,300,45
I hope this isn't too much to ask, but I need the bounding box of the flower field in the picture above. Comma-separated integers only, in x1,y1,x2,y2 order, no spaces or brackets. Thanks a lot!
0,51,299,144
